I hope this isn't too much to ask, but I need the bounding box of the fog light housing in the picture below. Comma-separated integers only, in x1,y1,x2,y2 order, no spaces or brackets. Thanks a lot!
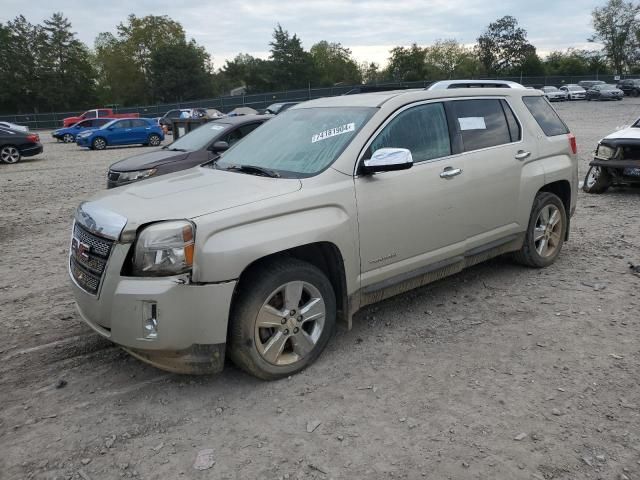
143,302,158,339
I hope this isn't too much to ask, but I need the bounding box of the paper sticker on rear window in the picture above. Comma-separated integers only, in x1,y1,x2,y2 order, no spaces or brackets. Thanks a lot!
311,123,355,143
458,117,486,131
210,125,225,131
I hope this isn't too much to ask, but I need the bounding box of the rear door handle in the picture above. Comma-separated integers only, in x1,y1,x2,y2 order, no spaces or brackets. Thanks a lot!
440,167,463,179
515,150,531,160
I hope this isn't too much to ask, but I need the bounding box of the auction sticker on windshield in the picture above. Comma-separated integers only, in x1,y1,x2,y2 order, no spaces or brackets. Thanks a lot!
210,125,225,130
312,123,355,143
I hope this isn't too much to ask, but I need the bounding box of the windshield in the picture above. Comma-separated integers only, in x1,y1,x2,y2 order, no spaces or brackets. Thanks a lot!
101,119,119,129
601,85,617,90
169,122,231,151
568,86,583,91
266,103,284,113
543,87,558,92
217,107,375,178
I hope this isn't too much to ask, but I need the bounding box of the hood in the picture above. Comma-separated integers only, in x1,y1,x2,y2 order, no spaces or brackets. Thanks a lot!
110,149,191,171
603,127,640,140
83,166,302,234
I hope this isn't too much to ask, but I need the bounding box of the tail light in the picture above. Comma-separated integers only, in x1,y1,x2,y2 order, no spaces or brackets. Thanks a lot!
26,133,40,143
567,133,577,155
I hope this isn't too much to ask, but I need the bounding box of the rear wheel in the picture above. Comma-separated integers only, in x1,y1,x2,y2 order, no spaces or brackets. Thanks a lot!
62,133,74,143
0,145,21,164
632,89,639,97
583,166,611,194
228,258,336,380
147,134,161,147
92,137,107,150
514,192,566,268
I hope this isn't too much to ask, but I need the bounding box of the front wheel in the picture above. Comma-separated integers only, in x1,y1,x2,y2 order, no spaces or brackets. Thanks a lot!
62,133,75,143
92,137,107,150
228,258,336,380
147,134,161,147
513,192,567,268
0,145,21,164
583,166,611,194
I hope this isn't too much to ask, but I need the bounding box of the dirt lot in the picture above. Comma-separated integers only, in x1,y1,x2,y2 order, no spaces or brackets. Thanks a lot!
1,100,639,480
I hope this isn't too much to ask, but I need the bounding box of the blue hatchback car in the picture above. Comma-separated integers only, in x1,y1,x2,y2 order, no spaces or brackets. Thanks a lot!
76,118,164,150
52,118,114,143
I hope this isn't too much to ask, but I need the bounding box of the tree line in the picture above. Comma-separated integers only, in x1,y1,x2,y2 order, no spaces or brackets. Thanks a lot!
0,0,639,114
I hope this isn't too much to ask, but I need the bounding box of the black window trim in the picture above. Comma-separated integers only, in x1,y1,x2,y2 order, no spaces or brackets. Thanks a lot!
355,96,525,176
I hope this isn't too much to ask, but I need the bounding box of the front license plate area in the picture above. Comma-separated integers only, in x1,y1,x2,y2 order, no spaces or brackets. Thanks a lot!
623,167,640,177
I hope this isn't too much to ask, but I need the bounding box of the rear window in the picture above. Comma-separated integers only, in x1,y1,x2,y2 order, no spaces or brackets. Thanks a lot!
522,97,569,137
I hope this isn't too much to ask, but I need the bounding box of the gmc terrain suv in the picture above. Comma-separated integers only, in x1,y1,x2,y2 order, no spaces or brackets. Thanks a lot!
69,88,578,379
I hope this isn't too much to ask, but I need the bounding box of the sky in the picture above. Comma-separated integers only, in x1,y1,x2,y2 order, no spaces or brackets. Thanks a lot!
2,0,605,69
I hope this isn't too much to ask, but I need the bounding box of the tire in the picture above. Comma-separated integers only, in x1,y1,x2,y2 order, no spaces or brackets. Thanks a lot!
0,145,21,164
92,137,107,150
632,89,639,97
62,133,75,143
513,192,567,268
583,166,611,194
228,257,336,380
147,134,161,147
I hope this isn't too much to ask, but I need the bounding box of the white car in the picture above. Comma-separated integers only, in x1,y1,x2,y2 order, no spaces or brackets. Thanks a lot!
540,86,568,102
0,121,28,132
559,85,586,100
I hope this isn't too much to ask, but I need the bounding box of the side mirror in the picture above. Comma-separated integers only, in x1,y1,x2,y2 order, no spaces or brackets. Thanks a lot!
361,148,413,175
211,140,229,152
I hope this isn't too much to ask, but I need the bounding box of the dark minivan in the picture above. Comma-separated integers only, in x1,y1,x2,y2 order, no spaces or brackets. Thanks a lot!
107,115,271,188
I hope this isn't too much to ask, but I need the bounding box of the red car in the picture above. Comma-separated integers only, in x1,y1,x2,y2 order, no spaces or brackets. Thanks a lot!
62,109,139,128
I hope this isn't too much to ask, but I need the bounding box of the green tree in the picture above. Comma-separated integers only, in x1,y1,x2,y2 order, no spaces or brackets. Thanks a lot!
359,61,383,83
40,13,97,111
150,40,213,102
310,41,361,86
221,53,275,92
425,39,482,78
386,43,429,81
269,24,313,89
590,0,640,73
0,16,47,113
476,16,536,74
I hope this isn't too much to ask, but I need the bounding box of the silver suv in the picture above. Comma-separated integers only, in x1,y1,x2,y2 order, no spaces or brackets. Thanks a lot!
69,88,578,379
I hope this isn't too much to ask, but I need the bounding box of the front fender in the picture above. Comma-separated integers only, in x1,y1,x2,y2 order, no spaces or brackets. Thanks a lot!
193,205,360,293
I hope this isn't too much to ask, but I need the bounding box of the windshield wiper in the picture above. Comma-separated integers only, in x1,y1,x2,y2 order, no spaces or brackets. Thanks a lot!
224,164,280,178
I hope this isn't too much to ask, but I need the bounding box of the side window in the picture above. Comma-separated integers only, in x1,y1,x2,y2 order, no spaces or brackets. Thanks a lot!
221,128,244,146
85,111,97,118
131,119,147,128
98,110,109,117
369,102,451,162
500,100,522,142
522,96,569,137
78,120,91,128
237,123,261,137
450,99,512,151
113,120,130,129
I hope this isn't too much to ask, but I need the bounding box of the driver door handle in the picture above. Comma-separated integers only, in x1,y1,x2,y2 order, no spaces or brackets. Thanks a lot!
515,150,531,160
440,167,463,179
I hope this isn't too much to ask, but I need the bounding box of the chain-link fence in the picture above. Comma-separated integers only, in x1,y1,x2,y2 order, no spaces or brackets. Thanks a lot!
0,74,628,130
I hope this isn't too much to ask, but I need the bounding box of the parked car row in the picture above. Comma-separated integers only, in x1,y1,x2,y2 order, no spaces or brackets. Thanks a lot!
538,83,624,101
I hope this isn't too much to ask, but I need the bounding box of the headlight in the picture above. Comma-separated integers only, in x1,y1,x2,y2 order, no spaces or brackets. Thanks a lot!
117,168,157,183
133,221,195,276
596,144,616,159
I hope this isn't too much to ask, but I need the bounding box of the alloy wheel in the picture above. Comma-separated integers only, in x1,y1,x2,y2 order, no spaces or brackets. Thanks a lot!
63,133,74,143
533,205,563,258
254,281,326,366
586,166,601,188
149,135,161,146
93,138,106,150
1,146,20,164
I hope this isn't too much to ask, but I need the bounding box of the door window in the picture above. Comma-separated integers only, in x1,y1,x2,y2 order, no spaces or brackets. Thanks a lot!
131,119,148,128
369,102,451,162
112,120,130,129
450,99,512,152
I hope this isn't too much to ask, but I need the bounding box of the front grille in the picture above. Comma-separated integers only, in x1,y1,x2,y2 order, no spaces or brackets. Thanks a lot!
70,222,114,295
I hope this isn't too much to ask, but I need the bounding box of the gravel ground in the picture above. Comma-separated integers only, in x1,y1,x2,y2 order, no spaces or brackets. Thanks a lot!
1,100,640,480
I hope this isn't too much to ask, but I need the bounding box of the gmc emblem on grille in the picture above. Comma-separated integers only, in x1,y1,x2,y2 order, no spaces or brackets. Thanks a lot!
71,237,91,260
